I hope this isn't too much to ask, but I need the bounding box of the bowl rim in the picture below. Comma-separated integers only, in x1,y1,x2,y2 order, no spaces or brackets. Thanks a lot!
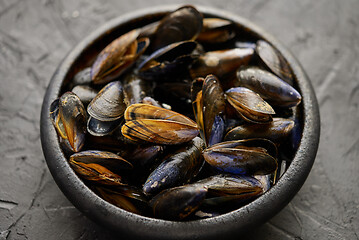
40,4,320,240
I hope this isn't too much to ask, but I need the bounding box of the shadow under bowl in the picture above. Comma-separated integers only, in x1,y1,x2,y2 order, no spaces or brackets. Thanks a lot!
40,5,320,240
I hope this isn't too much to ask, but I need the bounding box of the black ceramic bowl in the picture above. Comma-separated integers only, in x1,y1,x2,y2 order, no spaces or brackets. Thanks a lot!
40,5,320,240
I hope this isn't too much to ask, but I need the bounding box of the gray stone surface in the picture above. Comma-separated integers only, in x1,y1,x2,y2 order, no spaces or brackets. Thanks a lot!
0,0,358,239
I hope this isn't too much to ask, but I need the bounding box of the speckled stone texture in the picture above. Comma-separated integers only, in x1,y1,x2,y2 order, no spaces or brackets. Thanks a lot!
0,0,358,239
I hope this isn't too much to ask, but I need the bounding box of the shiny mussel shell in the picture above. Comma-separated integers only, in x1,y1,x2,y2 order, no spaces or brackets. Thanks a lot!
91,29,149,84
196,18,236,45
256,40,293,85
225,87,275,123
192,75,226,146
149,185,208,220
87,81,127,122
56,92,87,152
194,174,263,196
122,104,199,144
69,150,133,172
236,66,301,108
190,48,254,80
143,137,205,195
195,174,264,206
203,139,278,175
69,160,125,186
225,117,295,142
202,75,226,146
87,117,123,137
151,5,203,51
95,186,143,214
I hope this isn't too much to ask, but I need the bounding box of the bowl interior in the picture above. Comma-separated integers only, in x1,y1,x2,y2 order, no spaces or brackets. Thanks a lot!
41,5,320,240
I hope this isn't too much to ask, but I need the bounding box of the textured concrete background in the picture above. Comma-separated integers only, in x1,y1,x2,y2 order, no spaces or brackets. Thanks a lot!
0,0,358,239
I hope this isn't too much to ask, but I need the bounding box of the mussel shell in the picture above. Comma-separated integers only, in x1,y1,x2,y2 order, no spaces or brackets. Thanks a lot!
95,187,143,214
193,208,222,219
225,87,275,123
87,81,127,122
138,21,160,39
138,40,198,81
203,139,278,175
151,5,203,51
143,137,205,195
254,174,271,193
208,115,225,147
149,185,208,220
124,103,197,126
224,117,295,142
85,134,163,168
91,29,140,84
235,41,257,50
69,150,133,171
236,66,302,108
256,40,293,85
191,77,205,140
71,85,98,105
196,18,235,45
69,160,125,186
72,67,92,86
202,74,226,146
194,174,263,196
123,74,154,105
190,48,254,80
87,116,123,137
58,92,87,152
49,98,62,133
122,119,199,145
99,185,148,203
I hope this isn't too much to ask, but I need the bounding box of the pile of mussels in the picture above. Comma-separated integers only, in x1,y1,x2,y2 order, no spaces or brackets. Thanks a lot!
50,5,302,221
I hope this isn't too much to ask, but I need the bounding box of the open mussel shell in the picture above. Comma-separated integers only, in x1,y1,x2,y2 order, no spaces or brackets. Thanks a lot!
190,48,254,80
196,18,236,45
225,117,295,142
151,5,203,51
87,81,127,122
203,138,278,175
143,137,205,195
138,40,199,81
56,92,87,152
91,29,149,84
225,87,275,123
149,185,208,220
69,150,133,172
122,104,199,145
256,40,293,85
236,66,301,108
